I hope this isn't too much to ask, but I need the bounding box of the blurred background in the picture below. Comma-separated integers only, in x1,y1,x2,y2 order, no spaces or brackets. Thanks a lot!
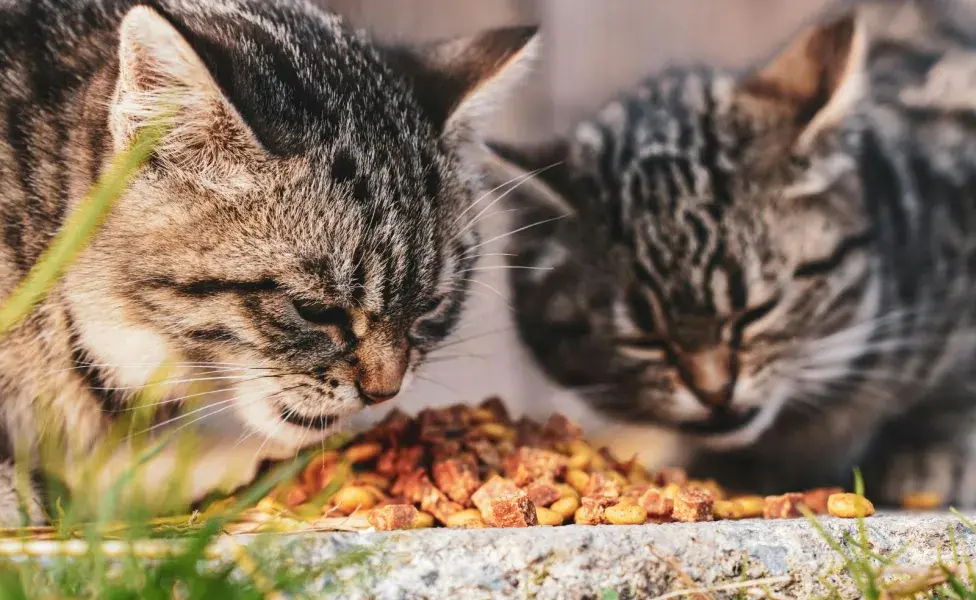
326,0,831,461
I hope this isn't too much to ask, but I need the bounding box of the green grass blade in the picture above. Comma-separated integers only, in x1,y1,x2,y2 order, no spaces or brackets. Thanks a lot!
0,124,164,335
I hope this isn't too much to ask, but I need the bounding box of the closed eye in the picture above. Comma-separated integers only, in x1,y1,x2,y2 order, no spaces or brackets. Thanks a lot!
616,336,669,362
292,298,350,329
729,296,780,346
793,231,873,278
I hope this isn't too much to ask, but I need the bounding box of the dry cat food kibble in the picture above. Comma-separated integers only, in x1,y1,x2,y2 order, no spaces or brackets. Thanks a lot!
241,398,877,531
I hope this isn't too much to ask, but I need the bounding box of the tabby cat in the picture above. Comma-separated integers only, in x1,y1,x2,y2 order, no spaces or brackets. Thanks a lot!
489,0,976,505
0,0,537,522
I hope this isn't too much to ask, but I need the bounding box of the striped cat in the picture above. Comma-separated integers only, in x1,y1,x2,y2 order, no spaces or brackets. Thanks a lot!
489,0,976,505
0,0,537,522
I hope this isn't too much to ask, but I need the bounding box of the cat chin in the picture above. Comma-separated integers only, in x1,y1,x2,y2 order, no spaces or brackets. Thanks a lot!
230,377,356,455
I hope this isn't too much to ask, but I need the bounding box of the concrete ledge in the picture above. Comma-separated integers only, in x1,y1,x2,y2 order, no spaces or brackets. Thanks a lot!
266,513,976,599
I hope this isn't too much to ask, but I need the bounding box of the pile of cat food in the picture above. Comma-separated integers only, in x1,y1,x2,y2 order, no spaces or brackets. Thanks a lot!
231,397,875,533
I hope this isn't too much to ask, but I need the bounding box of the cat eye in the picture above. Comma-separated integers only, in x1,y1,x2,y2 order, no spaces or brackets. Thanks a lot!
616,336,669,362
728,296,780,345
292,298,350,329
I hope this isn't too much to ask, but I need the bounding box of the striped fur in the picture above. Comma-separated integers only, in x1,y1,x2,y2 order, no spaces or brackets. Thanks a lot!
0,0,537,522
491,0,976,504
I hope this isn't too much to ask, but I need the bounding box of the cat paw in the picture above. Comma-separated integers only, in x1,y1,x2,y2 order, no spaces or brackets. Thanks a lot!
0,461,44,526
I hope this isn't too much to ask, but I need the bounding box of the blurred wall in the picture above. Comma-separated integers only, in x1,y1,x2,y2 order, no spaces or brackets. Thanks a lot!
328,0,830,457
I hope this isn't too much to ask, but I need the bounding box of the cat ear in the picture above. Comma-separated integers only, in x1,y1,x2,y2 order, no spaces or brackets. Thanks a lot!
737,12,868,151
383,27,541,141
110,6,258,168
482,138,575,217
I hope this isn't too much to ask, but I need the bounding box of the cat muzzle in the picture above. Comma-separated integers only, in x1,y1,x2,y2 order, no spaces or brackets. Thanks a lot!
675,406,760,436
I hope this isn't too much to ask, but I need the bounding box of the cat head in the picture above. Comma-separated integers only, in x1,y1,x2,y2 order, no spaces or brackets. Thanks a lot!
64,3,538,449
487,12,882,449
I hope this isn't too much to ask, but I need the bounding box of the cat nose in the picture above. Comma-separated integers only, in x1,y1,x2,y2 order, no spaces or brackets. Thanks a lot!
354,335,408,406
675,345,736,409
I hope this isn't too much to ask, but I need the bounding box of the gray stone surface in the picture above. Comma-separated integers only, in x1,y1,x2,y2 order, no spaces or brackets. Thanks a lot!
259,513,976,599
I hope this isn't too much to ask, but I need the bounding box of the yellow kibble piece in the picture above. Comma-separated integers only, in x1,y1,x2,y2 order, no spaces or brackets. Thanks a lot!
256,497,288,514
412,511,435,528
567,452,592,471
628,464,651,484
607,470,629,488
604,502,648,525
331,486,376,514
343,442,383,464
827,493,875,518
567,439,593,456
901,491,944,511
662,483,681,501
536,507,564,526
476,422,515,441
359,484,388,503
567,469,590,494
589,453,609,472
550,496,580,520
555,483,579,499
352,472,390,490
714,500,741,520
730,495,764,518
446,509,485,528
471,407,497,423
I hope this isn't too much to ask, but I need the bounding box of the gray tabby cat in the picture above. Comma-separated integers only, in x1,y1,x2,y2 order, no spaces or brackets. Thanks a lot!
489,0,976,505
0,0,537,522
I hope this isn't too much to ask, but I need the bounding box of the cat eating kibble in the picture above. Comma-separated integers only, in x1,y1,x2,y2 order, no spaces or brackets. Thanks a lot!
488,0,976,507
0,0,537,523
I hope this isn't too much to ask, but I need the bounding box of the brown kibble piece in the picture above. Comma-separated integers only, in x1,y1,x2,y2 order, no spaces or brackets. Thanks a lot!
376,448,398,477
392,471,461,524
524,479,561,507
763,493,807,519
673,488,714,522
465,438,502,469
574,501,606,525
515,417,546,448
432,454,481,505
901,491,944,511
283,485,307,507
363,408,413,444
368,504,418,530
802,487,844,515
654,466,688,487
471,476,520,513
584,472,623,499
638,488,674,518
479,397,511,424
828,493,876,518
503,447,568,486
394,446,425,474
542,413,582,442
483,492,538,527
302,451,339,492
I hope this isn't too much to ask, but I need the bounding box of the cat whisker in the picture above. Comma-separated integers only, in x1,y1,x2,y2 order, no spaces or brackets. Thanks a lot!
451,163,557,230
457,278,513,310
452,207,525,243
457,265,553,275
428,326,516,352
461,214,568,256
